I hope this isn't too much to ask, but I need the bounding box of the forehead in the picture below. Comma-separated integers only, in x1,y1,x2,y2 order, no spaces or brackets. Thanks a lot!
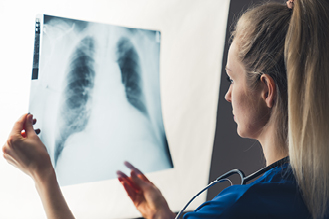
228,40,238,59
226,40,244,74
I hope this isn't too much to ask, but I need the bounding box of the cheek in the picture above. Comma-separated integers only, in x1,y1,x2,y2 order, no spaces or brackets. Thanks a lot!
232,90,267,139
231,88,248,117
236,106,259,138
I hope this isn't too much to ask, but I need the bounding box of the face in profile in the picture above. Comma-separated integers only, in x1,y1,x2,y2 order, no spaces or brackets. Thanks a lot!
225,40,270,140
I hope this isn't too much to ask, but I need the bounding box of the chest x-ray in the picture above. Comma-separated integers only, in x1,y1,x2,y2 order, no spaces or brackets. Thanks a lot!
29,14,173,186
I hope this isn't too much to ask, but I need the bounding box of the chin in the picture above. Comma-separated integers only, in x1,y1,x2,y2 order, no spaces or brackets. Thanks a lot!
237,131,246,138
237,126,260,140
236,127,251,139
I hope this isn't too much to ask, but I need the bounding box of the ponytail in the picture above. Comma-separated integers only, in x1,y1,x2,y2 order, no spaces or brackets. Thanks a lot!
285,0,329,218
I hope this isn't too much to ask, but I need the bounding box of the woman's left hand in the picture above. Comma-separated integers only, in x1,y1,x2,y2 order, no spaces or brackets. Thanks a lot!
2,113,53,181
117,162,176,219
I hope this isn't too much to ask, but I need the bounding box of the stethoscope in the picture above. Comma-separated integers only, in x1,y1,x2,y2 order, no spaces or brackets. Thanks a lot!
175,156,290,219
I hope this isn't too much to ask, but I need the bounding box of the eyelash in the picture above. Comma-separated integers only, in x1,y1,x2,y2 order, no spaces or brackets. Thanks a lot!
226,76,233,84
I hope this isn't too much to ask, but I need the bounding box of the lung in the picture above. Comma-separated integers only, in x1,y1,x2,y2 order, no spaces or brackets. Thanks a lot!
54,36,96,165
29,15,173,188
116,37,147,114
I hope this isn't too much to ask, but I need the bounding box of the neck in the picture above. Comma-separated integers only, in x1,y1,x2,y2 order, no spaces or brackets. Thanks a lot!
258,123,288,166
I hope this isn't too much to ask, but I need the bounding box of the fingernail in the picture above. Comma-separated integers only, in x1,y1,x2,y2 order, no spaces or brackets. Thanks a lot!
124,161,135,169
29,114,33,123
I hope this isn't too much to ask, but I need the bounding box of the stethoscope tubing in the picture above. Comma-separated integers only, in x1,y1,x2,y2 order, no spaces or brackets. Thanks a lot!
174,156,289,219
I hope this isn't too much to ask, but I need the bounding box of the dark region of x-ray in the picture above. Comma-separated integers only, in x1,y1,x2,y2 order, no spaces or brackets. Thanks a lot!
29,14,173,186
116,38,147,114
54,36,96,166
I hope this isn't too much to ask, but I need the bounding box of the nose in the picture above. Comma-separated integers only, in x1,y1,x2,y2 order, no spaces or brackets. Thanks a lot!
225,85,232,102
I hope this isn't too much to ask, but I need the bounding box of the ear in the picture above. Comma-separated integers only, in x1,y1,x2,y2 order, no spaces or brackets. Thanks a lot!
259,74,276,108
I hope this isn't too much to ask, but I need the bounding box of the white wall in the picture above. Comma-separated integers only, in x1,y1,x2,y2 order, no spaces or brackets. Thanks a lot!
0,0,229,218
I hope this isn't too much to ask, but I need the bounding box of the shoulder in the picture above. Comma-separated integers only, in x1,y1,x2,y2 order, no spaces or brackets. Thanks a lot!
220,173,310,219
184,165,311,219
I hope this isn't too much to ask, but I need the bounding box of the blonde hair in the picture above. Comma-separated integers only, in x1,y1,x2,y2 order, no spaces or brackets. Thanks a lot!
234,1,329,218
233,3,291,154
285,0,329,218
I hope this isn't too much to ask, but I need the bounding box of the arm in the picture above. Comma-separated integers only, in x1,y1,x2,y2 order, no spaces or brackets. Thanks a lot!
2,113,75,219
117,162,176,219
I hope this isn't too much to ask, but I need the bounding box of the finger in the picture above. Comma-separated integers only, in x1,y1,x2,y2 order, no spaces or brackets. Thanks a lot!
21,130,26,138
117,170,129,179
21,129,39,137
124,161,136,169
117,170,141,192
131,170,149,190
24,114,36,137
135,168,150,182
10,114,28,137
124,161,150,182
120,180,138,201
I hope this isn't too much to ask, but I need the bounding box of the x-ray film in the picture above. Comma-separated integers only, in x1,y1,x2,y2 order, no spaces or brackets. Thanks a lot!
29,14,173,186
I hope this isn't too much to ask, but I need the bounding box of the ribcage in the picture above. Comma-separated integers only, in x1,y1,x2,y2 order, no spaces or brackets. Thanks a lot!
116,37,147,113
54,36,96,165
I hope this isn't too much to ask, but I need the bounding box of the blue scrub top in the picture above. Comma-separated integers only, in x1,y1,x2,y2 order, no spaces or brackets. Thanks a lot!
184,164,312,219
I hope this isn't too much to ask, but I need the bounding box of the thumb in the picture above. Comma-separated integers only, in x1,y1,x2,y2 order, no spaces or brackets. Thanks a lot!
24,114,36,137
10,114,28,137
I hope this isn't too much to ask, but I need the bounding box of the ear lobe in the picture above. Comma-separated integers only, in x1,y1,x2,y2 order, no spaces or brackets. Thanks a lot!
260,74,276,108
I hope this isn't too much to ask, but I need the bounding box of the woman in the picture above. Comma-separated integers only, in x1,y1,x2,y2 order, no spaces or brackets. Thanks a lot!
118,1,329,218
3,0,329,218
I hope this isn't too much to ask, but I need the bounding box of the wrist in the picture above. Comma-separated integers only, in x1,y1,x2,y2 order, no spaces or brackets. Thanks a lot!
32,161,75,219
33,167,57,195
31,154,56,185
153,208,176,219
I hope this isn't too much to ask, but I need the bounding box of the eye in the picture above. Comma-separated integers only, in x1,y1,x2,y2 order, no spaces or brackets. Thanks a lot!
226,76,233,84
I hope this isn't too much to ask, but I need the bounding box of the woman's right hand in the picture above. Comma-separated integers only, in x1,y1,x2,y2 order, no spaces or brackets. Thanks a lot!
3,113,75,219
117,162,176,219
2,113,53,181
